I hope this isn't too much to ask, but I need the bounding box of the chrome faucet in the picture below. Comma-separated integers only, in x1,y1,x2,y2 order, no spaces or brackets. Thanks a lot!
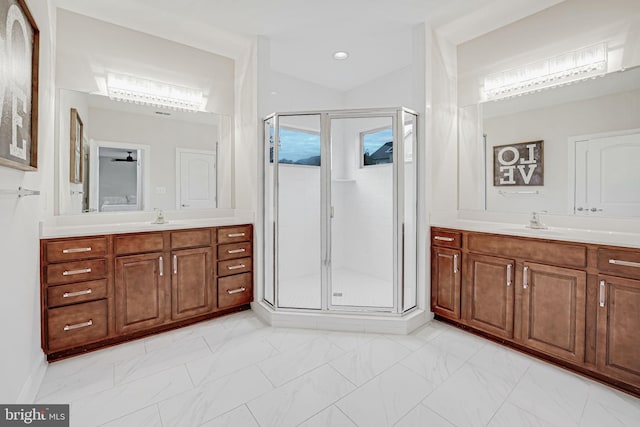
528,211,547,229
152,208,166,224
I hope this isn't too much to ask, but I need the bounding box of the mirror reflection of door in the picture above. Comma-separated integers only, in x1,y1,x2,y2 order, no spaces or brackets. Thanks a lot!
574,131,640,217
176,148,217,209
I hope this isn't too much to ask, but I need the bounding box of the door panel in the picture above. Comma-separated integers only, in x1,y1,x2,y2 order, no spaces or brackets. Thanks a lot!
431,247,461,320
521,262,586,363
178,150,216,209
171,247,213,320
596,275,640,384
330,116,394,309
115,253,167,334
464,253,514,338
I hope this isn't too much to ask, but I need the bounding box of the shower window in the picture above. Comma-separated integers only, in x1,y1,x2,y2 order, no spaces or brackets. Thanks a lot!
361,127,393,167
270,127,321,166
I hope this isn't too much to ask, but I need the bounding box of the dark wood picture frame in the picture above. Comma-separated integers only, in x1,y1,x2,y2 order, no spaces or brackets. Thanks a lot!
0,0,40,171
493,140,544,186
70,108,83,183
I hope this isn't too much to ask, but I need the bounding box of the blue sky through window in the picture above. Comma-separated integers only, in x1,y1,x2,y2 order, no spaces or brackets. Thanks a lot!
278,128,320,165
363,128,393,155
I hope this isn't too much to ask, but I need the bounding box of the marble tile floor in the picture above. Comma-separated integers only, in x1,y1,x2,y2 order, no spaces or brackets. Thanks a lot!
35,310,640,427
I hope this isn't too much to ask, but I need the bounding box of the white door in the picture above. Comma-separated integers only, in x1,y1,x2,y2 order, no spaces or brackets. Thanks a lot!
574,132,640,216
177,149,216,209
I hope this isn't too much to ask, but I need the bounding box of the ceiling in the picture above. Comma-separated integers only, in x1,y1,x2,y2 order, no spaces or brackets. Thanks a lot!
55,0,566,91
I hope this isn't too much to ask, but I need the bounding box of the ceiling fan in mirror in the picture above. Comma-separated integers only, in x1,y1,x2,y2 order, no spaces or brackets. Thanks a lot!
111,151,137,162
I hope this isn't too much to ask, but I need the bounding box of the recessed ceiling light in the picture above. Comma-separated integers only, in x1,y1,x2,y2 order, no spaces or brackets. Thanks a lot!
333,51,349,60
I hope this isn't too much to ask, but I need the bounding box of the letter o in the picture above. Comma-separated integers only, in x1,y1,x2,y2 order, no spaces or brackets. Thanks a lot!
498,146,519,166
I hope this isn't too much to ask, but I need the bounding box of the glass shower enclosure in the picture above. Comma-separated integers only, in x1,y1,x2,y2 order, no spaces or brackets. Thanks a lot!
263,108,418,314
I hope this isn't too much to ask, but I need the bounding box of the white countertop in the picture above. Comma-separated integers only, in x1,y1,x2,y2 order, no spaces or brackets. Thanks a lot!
40,209,255,239
431,218,640,249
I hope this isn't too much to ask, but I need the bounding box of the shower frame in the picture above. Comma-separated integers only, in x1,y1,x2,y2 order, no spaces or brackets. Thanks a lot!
262,107,419,315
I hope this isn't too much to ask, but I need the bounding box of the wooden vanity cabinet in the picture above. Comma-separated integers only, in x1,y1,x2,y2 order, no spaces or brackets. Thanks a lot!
430,226,640,397
430,229,462,320
41,224,253,360
41,236,111,354
520,262,586,364
170,228,214,320
464,253,515,339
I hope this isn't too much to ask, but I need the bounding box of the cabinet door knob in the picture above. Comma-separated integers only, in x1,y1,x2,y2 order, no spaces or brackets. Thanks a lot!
523,266,529,289
599,280,606,307
506,264,512,287
453,254,459,274
159,256,164,277
173,255,178,275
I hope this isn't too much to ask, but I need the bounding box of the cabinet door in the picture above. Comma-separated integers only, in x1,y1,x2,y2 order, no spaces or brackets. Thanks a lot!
464,253,515,339
171,247,214,320
596,275,640,386
521,262,586,364
431,247,461,320
115,253,167,334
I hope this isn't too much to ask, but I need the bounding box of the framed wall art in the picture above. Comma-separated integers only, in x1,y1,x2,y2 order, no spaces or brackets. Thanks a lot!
69,108,83,183
0,0,40,171
493,140,544,186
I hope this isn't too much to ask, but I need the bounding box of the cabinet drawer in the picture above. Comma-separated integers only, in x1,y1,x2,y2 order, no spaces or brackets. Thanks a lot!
47,300,108,352
171,229,211,249
115,233,164,255
47,259,108,285
47,279,108,308
431,229,462,248
598,248,640,280
218,242,252,261
46,237,108,263
218,257,252,277
218,273,252,308
217,225,252,244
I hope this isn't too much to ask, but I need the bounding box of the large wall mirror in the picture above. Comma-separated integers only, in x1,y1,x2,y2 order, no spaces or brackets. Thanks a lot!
460,66,640,218
58,89,233,215
457,0,640,218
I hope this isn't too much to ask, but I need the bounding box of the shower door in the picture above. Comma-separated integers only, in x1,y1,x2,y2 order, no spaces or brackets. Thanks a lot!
263,108,418,314
328,115,396,310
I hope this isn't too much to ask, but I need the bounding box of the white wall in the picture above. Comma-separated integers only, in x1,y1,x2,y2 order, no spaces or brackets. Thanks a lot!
484,88,640,213
88,107,219,211
0,0,56,403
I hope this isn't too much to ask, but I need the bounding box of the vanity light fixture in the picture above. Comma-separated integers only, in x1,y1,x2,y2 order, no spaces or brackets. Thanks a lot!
106,73,205,112
333,51,349,60
483,42,608,101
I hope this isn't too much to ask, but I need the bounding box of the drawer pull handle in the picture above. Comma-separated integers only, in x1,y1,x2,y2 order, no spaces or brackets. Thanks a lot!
523,266,529,289
63,289,92,298
62,268,92,276
506,264,512,287
227,287,246,295
64,319,93,331
62,247,92,254
228,264,246,270
228,248,246,254
599,280,606,308
434,236,454,242
159,257,164,277
173,255,178,275
228,233,246,238
453,254,458,274
609,259,640,268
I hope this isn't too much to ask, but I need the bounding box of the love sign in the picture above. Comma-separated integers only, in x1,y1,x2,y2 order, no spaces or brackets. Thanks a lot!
493,140,543,186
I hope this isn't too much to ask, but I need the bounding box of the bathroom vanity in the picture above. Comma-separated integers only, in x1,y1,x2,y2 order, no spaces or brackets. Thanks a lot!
431,226,640,396
40,223,253,361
